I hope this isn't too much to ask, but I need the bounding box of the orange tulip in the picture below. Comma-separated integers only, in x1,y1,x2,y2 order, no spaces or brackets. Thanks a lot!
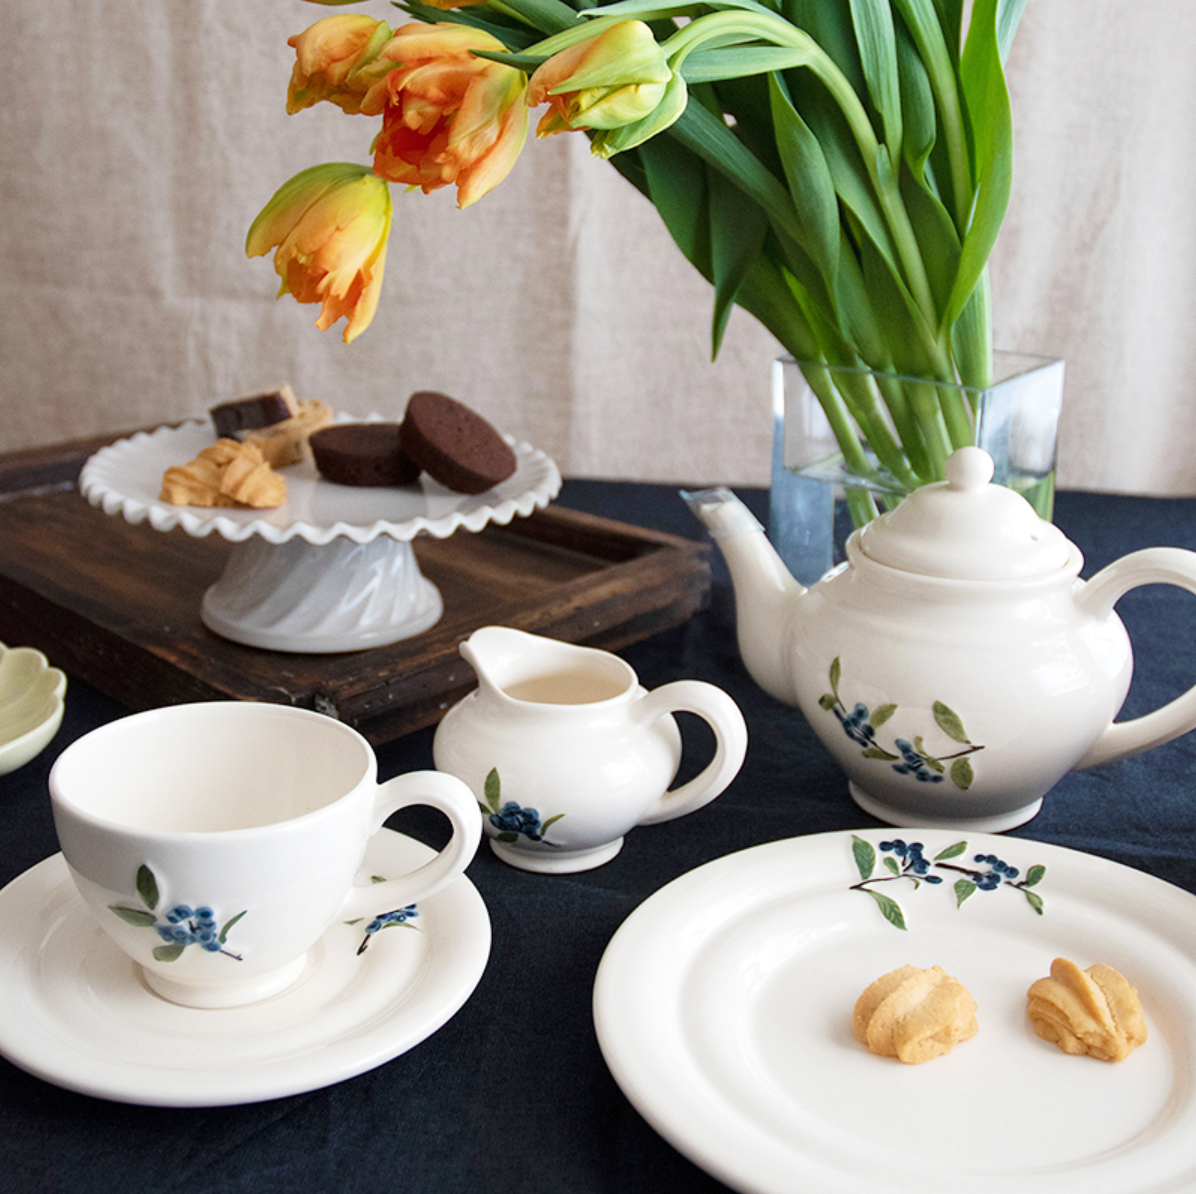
529,21,673,136
286,14,394,115
363,24,529,209
246,163,392,344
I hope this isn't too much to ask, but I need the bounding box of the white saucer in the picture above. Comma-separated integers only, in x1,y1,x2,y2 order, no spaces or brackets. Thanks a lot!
594,829,1196,1194
0,830,490,1107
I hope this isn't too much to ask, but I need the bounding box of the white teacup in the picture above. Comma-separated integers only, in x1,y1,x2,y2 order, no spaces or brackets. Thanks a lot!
49,702,481,1008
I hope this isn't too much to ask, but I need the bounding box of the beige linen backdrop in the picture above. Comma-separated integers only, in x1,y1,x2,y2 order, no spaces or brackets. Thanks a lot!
2,2,1194,494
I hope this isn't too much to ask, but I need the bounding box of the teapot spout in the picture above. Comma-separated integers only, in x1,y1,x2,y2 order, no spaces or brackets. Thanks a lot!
682,487,805,707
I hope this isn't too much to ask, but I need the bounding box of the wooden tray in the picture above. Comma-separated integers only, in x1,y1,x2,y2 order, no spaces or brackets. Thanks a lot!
0,432,711,743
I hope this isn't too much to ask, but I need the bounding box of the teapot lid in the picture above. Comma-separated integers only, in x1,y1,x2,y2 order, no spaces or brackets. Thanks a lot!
857,447,1071,580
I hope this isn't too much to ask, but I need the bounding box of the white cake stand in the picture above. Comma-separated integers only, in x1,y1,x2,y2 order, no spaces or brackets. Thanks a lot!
79,420,561,653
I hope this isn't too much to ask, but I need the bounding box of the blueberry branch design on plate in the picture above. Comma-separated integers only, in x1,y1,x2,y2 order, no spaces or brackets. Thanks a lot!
477,767,564,846
850,836,1046,929
108,864,245,962
819,657,985,789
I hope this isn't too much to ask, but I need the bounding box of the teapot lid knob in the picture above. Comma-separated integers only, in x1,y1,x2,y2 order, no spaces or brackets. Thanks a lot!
857,447,1073,580
944,446,994,491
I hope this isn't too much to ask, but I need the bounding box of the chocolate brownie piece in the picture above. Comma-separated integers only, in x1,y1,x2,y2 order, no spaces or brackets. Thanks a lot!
309,423,420,487
399,391,516,495
210,385,298,438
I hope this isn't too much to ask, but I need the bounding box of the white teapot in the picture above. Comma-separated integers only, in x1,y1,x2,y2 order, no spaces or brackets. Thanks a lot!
687,447,1196,831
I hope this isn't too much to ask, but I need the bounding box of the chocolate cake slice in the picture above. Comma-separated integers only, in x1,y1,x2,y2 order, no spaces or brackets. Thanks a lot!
309,423,420,487
399,391,516,495
210,385,298,438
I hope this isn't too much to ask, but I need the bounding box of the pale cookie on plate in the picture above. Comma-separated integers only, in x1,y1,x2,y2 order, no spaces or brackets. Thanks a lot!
1026,958,1147,1061
853,964,979,1064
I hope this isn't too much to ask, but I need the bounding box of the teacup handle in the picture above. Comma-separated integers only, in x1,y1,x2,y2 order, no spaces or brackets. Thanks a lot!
1075,547,1196,768
633,680,748,825
340,770,481,919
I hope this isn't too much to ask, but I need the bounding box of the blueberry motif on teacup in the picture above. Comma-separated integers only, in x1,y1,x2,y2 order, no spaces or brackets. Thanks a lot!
849,836,1047,930
819,657,985,790
107,864,246,963
477,767,564,846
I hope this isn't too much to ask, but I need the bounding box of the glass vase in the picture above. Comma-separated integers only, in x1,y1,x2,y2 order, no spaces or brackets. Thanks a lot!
770,352,1065,585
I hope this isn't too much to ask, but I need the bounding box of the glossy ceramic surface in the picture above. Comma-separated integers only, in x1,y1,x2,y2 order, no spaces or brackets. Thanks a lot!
594,829,1196,1194
689,450,1196,830
79,417,561,544
77,417,561,651
433,627,748,873
50,702,480,1007
0,831,490,1106
0,643,66,774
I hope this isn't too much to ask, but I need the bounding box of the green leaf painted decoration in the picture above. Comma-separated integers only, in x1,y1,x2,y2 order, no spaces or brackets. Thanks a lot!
871,703,897,726
864,889,907,930
110,864,246,963
822,660,984,786
934,841,968,861
136,864,159,911
851,834,876,881
108,906,158,927
483,768,502,815
851,837,1048,928
933,701,971,744
219,910,247,944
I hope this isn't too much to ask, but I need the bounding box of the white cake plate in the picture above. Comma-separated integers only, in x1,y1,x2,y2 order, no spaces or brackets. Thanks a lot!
79,419,561,652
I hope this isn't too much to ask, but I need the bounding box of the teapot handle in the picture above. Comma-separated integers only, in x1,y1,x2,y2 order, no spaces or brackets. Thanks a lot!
634,681,748,825
1074,547,1196,768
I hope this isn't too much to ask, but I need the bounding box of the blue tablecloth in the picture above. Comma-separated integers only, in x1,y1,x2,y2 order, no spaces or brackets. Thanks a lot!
2,482,1195,1194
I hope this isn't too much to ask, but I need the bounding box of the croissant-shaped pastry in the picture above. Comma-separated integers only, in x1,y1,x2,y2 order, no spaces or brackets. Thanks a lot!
242,398,333,467
853,965,978,1064
160,439,286,509
1026,958,1146,1061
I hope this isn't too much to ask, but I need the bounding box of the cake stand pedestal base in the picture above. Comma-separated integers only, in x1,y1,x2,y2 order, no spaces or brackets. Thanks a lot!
200,535,443,653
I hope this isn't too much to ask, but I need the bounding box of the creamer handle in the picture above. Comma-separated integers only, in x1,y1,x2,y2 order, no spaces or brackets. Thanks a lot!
634,681,748,824
1074,547,1196,768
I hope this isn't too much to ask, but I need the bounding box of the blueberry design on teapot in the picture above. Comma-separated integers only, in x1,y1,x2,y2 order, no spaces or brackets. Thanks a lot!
819,657,985,790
